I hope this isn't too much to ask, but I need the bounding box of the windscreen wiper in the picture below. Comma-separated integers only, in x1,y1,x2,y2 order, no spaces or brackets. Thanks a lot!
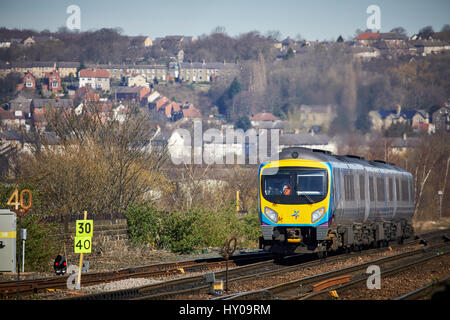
296,184,314,204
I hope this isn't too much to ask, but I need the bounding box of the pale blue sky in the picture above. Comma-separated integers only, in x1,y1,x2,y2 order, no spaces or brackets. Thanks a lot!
0,0,449,40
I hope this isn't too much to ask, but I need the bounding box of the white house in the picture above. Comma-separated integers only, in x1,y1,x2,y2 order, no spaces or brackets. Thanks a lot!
78,69,110,91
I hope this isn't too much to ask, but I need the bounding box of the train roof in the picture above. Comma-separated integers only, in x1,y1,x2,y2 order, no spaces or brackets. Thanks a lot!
276,147,409,173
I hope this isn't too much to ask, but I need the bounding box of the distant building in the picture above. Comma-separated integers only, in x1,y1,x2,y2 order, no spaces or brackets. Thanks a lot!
430,105,450,132
181,104,202,120
153,35,195,46
378,32,408,44
23,37,35,46
389,135,421,155
411,40,450,56
114,86,150,104
355,32,380,45
31,98,74,129
369,105,429,131
127,74,149,88
79,69,110,91
16,72,36,91
43,72,61,93
0,110,27,129
295,105,336,132
130,36,153,48
8,95,32,114
250,111,281,129
179,61,238,83
10,61,79,78
0,39,11,48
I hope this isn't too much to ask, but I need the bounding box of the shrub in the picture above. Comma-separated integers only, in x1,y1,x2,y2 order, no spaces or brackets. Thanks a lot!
124,203,164,247
21,214,61,272
124,202,261,254
160,210,202,254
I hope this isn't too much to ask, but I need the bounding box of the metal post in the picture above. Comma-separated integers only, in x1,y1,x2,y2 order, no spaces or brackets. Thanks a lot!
22,239,25,273
21,229,26,273
225,257,229,294
16,215,21,299
76,210,87,290
438,191,443,220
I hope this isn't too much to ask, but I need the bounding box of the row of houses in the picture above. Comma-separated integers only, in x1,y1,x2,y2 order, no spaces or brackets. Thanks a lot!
0,60,239,84
1,83,203,130
369,103,450,133
352,31,450,60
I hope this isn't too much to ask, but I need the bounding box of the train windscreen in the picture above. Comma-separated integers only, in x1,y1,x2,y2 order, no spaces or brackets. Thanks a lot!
296,170,326,196
261,167,328,204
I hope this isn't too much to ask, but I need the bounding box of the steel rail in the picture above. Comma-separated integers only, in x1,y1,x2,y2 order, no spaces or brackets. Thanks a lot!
394,275,450,300
131,237,433,300
67,229,449,300
223,242,450,300
0,250,273,298
301,248,450,300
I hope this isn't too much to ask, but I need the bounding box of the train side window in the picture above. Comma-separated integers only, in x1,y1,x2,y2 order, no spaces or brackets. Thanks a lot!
344,174,349,200
401,179,409,201
344,174,355,201
359,175,365,200
350,174,354,200
377,177,385,201
369,176,374,202
388,178,393,201
396,178,400,201
408,179,413,202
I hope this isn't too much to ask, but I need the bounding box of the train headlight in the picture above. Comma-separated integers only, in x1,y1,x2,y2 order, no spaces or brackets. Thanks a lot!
264,207,278,223
311,207,325,223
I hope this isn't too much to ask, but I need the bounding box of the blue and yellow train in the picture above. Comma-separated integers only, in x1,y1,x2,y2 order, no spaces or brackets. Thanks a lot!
258,147,415,255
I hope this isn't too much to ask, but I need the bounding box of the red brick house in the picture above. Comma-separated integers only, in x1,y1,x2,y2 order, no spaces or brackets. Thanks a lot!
43,72,61,92
16,72,36,91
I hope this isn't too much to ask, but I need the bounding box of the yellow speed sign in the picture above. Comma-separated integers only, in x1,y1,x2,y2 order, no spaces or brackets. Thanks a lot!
74,236,92,253
75,220,93,237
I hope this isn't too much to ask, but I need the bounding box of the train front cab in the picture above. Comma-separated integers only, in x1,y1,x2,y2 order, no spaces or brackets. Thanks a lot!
258,159,332,255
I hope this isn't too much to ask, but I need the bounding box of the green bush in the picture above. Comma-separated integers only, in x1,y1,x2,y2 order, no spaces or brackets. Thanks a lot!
20,214,61,272
124,202,261,254
237,208,261,247
160,210,202,254
124,203,164,247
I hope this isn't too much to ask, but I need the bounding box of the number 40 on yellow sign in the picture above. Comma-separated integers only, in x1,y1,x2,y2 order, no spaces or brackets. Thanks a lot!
74,220,93,253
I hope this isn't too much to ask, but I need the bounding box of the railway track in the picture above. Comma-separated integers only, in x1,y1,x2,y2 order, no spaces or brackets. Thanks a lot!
68,228,449,300
222,242,450,300
0,250,272,298
394,275,450,300
2,228,447,300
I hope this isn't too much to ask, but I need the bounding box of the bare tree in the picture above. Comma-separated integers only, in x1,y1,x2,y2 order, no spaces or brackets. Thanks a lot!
19,101,168,226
